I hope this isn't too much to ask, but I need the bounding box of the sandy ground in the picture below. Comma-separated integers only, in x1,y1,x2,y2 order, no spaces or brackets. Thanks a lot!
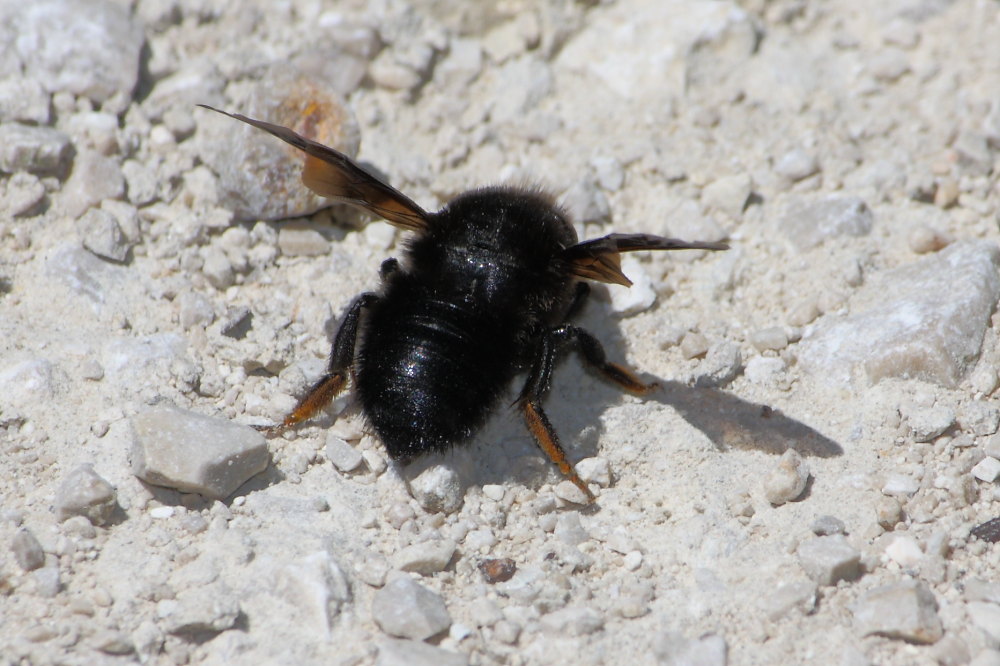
3,0,1000,664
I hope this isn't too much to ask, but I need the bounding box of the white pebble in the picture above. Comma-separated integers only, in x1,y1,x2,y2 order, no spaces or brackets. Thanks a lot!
764,449,809,505
972,457,1000,483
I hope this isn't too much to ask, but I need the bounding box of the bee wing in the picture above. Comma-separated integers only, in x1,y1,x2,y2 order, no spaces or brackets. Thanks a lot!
562,233,728,287
198,105,429,232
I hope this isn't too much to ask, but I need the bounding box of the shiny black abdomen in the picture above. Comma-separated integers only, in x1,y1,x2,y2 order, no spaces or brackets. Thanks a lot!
356,281,520,460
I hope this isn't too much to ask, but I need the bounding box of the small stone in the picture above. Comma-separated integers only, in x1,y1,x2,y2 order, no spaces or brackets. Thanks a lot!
680,331,710,359
0,124,72,175
761,579,818,621
553,479,592,505
972,457,1000,483
745,356,786,385
575,458,611,487
326,436,364,473
882,473,920,497
160,584,240,634
177,292,215,330
0,77,51,124
623,551,643,571
92,630,133,655
903,404,956,442
407,463,465,514
764,449,809,505
701,173,752,218
201,246,235,290
33,567,61,597
278,223,331,257
494,619,521,645
356,553,390,587
481,484,505,502
797,535,861,586
788,299,821,326
54,464,117,525
130,405,270,500
775,149,820,182
554,513,590,546
853,580,942,644
539,606,604,636
4,172,47,217
934,179,960,208
376,638,468,666
968,602,1000,643
875,496,903,529
960,401,1000,437
478,558,517,584
654,632,728,666
908,226,951,254
869,48,910,82
750,327,789,352
811,515,846,536
394,539,457,575
77,208,131,262
884,534,923,568
779,196,873,251
12,528,46,571
275,551,351,632
693,341,742,388
62,150,125,218
372,576,451,641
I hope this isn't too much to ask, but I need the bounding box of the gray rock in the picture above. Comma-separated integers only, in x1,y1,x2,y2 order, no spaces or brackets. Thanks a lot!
901,403,955,442
853,580,943,644
4,171,47,217
407,463,465,514
277,223,331,257
275,551,351,633
160,584,240,634
654,632,728,666
130,406,270,500
122,159,159,206
0,77,51,124
799,241,1000,387
54,464,117,525
779,196,873,251
760,579,817,621
750,327,789,352
196,67,360,222
76,208,131,262
11,528,46,571
33,566,61,597
539,606,604,636
694,342,743,388
702,173,752,219
811,515,847,536
0,123,72,175
764,449,809,505
394,539,457,575
554,512,590,547
177,292,215,330
960,401,1000,437
61,150,125,219
326,436,364,473
775,148,820,182
376,638,468,666
371,576,452,641
797,535,861,586
4,0,144,103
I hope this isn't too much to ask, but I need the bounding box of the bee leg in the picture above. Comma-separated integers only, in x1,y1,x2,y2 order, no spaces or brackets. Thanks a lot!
261,292,379,432
517,327,595,501
516,324,660,499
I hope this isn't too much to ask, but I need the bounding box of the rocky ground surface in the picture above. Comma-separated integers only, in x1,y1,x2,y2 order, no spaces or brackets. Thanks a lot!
2,0,1000,664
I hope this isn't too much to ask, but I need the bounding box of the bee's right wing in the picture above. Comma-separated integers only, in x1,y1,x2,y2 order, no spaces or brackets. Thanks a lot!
562,233,728,287
198,105,430,232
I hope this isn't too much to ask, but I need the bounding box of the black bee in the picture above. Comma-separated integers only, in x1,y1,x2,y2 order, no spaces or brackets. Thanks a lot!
199,105,727,501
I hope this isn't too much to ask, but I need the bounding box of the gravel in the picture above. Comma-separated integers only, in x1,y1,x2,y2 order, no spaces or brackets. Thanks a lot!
4,0,1000,664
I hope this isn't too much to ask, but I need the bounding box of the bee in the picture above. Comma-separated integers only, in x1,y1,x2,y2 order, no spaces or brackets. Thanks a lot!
199,105,727,501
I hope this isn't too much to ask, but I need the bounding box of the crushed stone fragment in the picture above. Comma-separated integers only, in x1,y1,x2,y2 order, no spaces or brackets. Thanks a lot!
853,580,942,644
54,463,117,525
371,576,451,641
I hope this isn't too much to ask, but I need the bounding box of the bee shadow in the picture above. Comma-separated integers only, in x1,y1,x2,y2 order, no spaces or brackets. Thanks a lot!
456,302,842,493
